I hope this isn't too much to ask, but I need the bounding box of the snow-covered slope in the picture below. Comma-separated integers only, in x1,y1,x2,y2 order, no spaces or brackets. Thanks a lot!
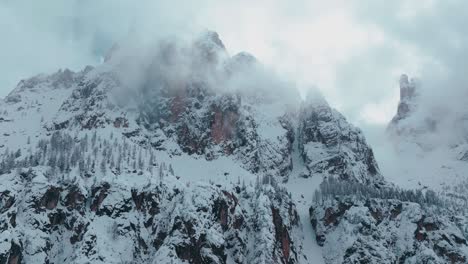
0,31,388,263
0,167,302,263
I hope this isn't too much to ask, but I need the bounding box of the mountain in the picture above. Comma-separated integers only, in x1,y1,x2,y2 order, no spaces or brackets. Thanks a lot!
302,75,468,263
0,31,386,263
3,31,468,264
386,74,468,194
305,74,468,264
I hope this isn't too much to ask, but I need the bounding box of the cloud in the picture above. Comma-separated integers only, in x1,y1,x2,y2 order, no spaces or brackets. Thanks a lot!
1,0,467,137
0,0,204,97
3,0,468,188
354,1,468,136
0,1,385,99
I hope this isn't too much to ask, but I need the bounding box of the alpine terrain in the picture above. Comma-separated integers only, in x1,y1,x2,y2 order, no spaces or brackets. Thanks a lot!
0,31,467,264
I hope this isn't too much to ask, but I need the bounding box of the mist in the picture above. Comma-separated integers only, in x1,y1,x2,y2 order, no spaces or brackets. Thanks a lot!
103,30,301,113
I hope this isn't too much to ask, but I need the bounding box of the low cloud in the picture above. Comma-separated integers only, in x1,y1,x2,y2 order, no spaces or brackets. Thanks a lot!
1,0,467,135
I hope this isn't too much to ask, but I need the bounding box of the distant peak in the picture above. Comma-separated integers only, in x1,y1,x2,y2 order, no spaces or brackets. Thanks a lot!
231,52,257,64
399,74,409,87
196,30,225,50
388,74,421,131
224,52,258,74
399,74,418,101
192,30,228,65
194,30,227,55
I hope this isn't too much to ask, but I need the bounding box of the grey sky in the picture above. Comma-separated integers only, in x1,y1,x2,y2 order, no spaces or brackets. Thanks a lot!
1,0,467,131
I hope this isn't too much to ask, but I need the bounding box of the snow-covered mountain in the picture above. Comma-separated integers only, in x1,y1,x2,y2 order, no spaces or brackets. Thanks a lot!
310,177,468,264
1,31,466,264
305,74,468,264
0,31,385,264
386,74,468,194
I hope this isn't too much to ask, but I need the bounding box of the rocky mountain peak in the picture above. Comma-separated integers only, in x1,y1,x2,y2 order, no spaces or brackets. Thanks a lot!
399,74,417,101
195,30,226,51
387,74,468,150
191,30,228,66
390,74,419,126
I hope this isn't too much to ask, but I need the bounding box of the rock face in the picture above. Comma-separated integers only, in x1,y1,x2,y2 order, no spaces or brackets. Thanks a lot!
387,74,426,140
391,74,418,125
0,31,387,263
311,197,468,264
298,95,384,186
387,73,468,151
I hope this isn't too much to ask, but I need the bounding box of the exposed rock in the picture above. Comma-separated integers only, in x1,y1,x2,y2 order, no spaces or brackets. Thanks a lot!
298,95,385,186
40,187,61,210
311,197,468,264
389,74,419,127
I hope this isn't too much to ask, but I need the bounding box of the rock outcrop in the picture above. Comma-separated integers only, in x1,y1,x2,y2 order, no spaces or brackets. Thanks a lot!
311,197,468,264
298,95,384,186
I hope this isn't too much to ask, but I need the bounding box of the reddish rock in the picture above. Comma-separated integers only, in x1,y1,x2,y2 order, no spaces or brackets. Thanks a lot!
211,109,238,144
170,90,187,122
41,187,61,210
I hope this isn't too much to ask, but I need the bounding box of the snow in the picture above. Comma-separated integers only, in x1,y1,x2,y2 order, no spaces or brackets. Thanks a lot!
379,146,468,192
287,132,326,264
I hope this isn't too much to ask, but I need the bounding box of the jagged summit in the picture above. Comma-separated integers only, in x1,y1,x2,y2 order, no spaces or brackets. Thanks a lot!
399,74,417,101
385,73,468,207
387,73,468,152
224,52,258,74
389,74,419,127
230,52,256,64
195,30,226,52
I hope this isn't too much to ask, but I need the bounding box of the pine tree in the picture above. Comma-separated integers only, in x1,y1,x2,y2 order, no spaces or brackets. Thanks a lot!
78,158,85,175
58,153,66,172
168,164,174,175
116,154,122,172
132,145,136,161
110,155,115,170
91,131,97,146
48,153,57,168
149,150,155,166
138,149,143,170
159,165,164,185
100,158,106,175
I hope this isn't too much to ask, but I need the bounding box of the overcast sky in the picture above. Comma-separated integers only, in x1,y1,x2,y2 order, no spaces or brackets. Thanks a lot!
1,0,467,134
